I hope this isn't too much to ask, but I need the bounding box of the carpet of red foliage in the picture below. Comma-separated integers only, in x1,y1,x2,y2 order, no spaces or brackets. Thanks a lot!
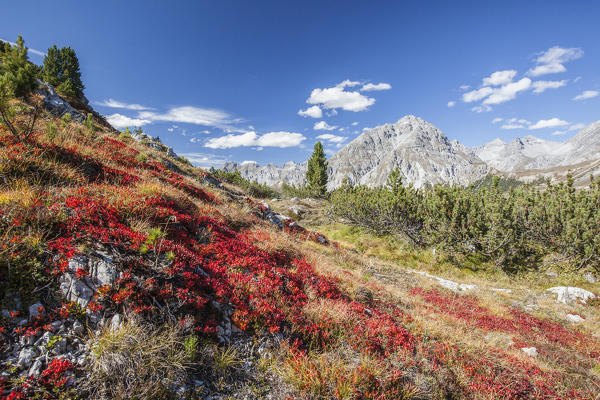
1,130,599,399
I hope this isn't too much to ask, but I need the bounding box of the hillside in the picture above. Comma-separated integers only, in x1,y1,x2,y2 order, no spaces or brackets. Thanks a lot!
0,87,599,399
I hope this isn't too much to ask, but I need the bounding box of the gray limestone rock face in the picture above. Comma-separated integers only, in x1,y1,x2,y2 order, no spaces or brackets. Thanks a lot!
60,251,119,307
36,81,84,123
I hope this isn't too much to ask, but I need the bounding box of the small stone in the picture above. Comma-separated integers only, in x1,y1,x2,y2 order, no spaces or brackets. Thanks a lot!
52,338,68,355
50,321,63,331
28,358,43,377
194,380,204,387
521,347,538,357
72,321,84,335
584,272,598,284
110,314,122,332
566,313,585,323
18,347,38,368
28,303,45,319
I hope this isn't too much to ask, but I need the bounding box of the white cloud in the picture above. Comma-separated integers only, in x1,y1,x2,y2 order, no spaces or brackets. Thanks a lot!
471,105,492,113
501,124,525,129
492,117,503,124
139,106,236,129
572,90,598,101
337,79,361,88
314,121,337,131
106,113,151,129
178,152,228,168
96,99,153,111
463,87,494,103
351,122,359,126
482,70,517,86
360,82,391,91
316,134,347,143
256,131,306,147
569,123,586,131
531,80,567,93
447,101,456,107
529,118,569,130
307,80,375,112
551,130,568,136
205,131,305,149
484,78,532,104
297,105,323,118
574,76,582,83
528,46,583,76
459,84,471,91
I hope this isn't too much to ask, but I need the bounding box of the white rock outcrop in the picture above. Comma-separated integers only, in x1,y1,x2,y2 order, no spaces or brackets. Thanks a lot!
546,286,596,304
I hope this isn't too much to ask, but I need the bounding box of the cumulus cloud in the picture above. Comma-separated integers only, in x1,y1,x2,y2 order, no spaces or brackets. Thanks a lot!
463,87,494,103
459,84,471,91
447,101,456,107
298,105,323,118
106,114,151,129
531,80,567,93
360,82,391,91
572,90,599,101
316,134,347,143
482,70,517,86
205,131,305,149
528,118,569,130
551,130,568,136
306,80,376,112
528,46,583,77
483,78,532,104
314,121,337,131
351,122,359,126
492,117,503,124
96,99,153,111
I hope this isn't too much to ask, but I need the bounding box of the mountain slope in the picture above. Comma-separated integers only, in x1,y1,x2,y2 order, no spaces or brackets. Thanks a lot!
475,121,600,186
326,115,488,189
225,116,489,189
1,91,599,399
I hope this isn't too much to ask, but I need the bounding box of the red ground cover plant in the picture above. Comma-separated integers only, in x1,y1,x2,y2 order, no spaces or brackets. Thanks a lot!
2,127,599,399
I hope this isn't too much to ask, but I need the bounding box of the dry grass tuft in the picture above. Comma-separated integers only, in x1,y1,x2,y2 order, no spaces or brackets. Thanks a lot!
84,321,191,399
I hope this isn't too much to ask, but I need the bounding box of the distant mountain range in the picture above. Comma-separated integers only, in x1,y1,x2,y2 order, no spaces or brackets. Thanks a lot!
223,116,600,188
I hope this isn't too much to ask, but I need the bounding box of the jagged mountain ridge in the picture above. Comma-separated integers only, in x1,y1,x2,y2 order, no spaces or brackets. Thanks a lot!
225,117,600,189
225,116,489,189
475,121,600,185
325,115,488,189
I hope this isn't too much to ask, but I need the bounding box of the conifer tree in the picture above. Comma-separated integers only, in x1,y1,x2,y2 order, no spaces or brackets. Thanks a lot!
42,45,84,98
306,141,328,197
0,36,37,97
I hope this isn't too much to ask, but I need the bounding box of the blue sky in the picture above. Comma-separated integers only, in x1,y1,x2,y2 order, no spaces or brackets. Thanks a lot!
2,1,599,167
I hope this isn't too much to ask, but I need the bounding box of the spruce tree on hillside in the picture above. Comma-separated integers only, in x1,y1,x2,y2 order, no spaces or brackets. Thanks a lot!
306,141,328,198
42,45,85,99
0,36,37,97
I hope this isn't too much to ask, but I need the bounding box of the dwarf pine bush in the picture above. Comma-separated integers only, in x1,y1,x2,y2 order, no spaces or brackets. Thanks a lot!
331,172,600,272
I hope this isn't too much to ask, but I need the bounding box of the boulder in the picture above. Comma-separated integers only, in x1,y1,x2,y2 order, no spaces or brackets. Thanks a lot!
36,81,84,122
521,347,538,357
566,314,585,323
546,286,596,304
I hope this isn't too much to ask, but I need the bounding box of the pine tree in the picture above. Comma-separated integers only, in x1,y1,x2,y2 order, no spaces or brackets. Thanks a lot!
306,141,328,198
0,35,37,97
42,45,84,98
